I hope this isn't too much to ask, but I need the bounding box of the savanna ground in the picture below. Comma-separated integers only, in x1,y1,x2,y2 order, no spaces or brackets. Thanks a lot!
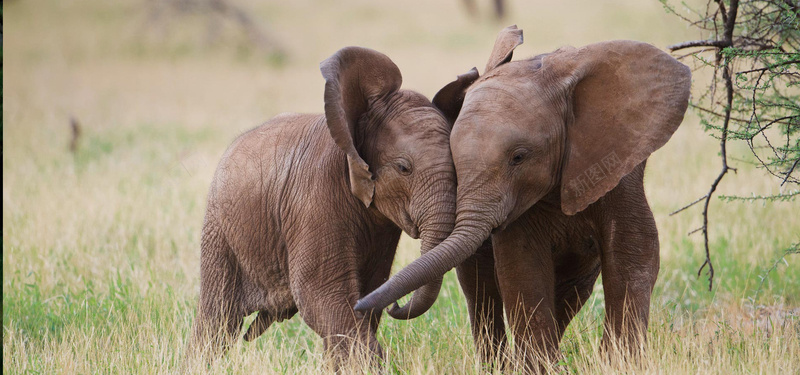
3,0,799,373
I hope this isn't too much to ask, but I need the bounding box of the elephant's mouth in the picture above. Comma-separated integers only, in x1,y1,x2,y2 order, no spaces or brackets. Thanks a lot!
492,213,512,233
401,210,420,239
491,220,510,234
407,224,420,239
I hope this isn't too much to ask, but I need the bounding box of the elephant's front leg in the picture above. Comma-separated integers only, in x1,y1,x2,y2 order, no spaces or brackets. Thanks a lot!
492,220,559,372
598,191,660,355
456,239,507,366
288,235,388,370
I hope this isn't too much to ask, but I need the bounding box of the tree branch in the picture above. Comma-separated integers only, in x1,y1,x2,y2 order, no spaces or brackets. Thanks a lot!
781,158,800,186
697,0,740,291
689,103,751,123
671,194,709,215
668,39,730,52
724,0,740,43
688,226,705,236
736,60,800,75
698,0,739,288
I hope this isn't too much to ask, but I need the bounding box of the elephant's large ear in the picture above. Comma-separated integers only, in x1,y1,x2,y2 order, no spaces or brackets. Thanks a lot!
485,25,523,73
433,67,480,125
321,46,403,207
549,40,691,215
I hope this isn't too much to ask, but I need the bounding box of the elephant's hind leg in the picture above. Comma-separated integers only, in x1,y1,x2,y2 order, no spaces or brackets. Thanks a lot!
598,167,660,355
188,232,246,363
600,226,658,354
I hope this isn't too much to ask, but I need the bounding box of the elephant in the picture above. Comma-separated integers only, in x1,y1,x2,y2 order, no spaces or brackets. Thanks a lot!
187,46,457,367
355,25,692,370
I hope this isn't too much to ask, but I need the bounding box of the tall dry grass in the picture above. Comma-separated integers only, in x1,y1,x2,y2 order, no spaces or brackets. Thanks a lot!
3,0,798,373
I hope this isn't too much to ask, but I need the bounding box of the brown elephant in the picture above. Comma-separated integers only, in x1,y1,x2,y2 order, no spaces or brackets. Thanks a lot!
355,26,691,369
187,46,456,366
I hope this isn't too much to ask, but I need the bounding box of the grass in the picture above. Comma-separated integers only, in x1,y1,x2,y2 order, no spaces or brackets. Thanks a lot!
3,0,799,373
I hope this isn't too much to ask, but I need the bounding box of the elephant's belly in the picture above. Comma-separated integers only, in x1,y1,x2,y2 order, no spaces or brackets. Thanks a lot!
552,237,602,296
227,227,295,313
240,265,294,315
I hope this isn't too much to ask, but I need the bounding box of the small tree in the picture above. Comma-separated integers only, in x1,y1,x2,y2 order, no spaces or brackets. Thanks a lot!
662,0,799,290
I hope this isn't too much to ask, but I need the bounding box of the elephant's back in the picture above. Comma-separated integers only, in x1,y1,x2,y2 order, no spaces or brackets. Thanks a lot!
202,113,333,304
209,113,328,204
218,113,326,170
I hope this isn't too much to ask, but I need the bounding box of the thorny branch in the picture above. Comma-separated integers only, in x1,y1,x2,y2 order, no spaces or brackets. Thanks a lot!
670,194,709,215
696,45,735,291
669,0,739,291
664,0,800,291
782,158,800,185
668,39,732,51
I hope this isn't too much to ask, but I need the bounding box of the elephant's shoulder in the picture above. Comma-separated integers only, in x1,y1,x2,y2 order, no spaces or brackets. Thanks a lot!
241,112,323,142
221,113,324,159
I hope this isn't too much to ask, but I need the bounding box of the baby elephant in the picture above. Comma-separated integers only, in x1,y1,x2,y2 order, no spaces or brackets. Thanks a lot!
188,47,456,366
356,26,692,371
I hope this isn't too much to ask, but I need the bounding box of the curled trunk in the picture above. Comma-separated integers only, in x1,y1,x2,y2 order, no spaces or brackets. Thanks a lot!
386,231,446,319
387,177,455,320
355,211,493,313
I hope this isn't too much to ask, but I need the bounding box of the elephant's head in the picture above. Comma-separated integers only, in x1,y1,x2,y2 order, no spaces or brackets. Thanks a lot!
354,26,691,313
321,47,456,319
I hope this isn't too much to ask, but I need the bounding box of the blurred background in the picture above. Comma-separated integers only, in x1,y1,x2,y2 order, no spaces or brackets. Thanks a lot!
3,0,798,373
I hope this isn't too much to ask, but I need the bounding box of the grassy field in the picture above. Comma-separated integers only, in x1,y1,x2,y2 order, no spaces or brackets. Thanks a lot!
3,0,799,373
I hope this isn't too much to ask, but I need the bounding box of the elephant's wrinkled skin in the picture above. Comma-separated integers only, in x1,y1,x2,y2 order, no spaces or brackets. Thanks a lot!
356,26,691,369
188,47,456,365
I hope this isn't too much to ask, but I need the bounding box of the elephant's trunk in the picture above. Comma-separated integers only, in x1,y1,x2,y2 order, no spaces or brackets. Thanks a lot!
386,227,448,319
387,173,455,320
355,206,494,314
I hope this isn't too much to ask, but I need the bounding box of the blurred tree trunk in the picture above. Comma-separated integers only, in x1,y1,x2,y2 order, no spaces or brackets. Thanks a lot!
146,0,285,57
462,0,506,20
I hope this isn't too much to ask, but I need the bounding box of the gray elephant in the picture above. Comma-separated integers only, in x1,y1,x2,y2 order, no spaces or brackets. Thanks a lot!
187,46,456,366
356,26,691,370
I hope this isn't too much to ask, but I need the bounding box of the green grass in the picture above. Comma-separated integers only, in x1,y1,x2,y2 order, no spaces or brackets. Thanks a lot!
3,0,799,373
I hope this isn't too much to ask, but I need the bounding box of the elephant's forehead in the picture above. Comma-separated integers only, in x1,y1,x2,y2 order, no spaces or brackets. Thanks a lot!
375,91,445,133
451,83,563,163
457,78,562,133
463,79,548,115
451,118,518,152
450,117,519,165
385,108,451,150
393,106,448,132
366,107,452,166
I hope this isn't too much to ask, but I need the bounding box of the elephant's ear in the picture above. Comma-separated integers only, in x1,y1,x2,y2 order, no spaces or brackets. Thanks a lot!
433,67,480,125
548,40,691,215
485,25,523,73
320,46,403,207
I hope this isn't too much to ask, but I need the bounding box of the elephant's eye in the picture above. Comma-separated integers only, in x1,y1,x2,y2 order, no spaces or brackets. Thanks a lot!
395,160,412,176
510,149,528,166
